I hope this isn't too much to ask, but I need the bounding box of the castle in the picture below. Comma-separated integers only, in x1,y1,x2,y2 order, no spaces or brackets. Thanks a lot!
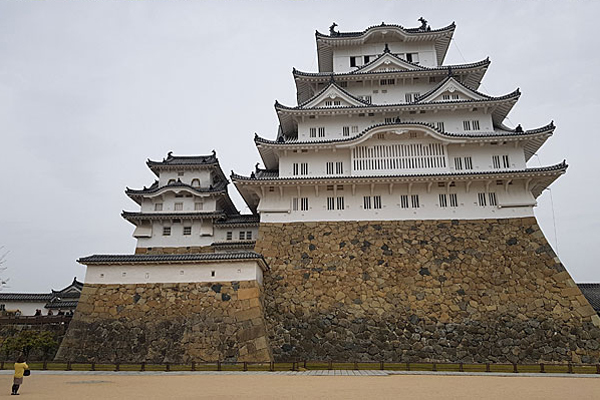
56,20,600,364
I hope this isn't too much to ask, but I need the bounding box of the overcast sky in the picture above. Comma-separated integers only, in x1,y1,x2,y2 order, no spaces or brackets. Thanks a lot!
0,0,598,292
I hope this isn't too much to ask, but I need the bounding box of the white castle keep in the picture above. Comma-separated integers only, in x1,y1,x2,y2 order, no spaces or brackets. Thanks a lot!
232,20,565,223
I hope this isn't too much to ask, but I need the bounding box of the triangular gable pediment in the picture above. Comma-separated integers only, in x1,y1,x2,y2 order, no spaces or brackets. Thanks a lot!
354,53,425,74
301,83,368,109
417,77,490,103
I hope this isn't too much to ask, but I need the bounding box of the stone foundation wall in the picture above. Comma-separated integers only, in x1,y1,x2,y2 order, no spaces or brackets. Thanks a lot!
0,322,69,360
255,217,600,363
56,281,272,363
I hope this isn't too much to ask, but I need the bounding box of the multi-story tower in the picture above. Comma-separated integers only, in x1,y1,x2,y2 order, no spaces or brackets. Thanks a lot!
125,152,258,253
233,21,565,221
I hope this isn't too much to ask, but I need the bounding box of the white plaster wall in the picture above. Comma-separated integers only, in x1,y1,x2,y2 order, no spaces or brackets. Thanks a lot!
332,42,437,72
84,261,264,285
296,111,495,141
214,226,259,242
277,137,524,178
257,180,535,223
158,169,212,187
135,220,215,247
0,301,48,316
140,193,216,213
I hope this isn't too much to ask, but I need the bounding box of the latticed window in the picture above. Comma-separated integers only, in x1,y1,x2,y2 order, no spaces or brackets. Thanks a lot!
309,127,316,137
353,143,446,172
373,196,382,209
439,194,448,208
327,197,335,210
336,196,345,210
300,198,309,211
411,195,420,208
478,193,487,207
174,202,183,211
488,192,498,206
363,196,372,209
318,127,325,137
163,227,171,236
183,226,192,236
343,126,350,136
226,231,233,240
400,195,409,209
449,193,458,207
463,120,472,131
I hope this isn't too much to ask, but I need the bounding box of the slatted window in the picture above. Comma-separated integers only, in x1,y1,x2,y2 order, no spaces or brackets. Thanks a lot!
352,143,446,172
183,226,192,236
492,155,501,169
478,193,487,207
292,198,299,211
336,162,343,174
502,155,510,168
436,122,445,131
301,198,309,211
374,195,382,209
449,193,458,207
154,203,163,211
380,79,395,85
327,197,335,210
163,227,171,236
400,195,409,209
488,192,498,206
325,100,333,107
406,53,419,63
336,197,345,210
363,196,372,209
411,195,420,208
463,120,472,131
343,126,350,136
293,163,309,176
472,120,480,130
326,162,334,175
246,231,252,240
351,126,359,133
239,231,246,240
405,92,420,103
226,231,233,240
359,95,372,103
174,202,183,211
454,157,463,171
439,194,448,208
442,94,450,100
309,128,316,138
194,202,203,210
464,157,473,170
318,127,325,137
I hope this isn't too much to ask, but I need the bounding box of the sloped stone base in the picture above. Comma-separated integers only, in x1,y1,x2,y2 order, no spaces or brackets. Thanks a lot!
255,217,600,363
56,281,272,363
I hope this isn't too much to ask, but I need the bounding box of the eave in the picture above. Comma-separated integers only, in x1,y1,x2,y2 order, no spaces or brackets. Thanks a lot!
125,182,228,205
121,211,227,225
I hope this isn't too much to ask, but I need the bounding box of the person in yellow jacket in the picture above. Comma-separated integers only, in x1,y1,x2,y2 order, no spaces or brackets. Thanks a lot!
12,355,28,395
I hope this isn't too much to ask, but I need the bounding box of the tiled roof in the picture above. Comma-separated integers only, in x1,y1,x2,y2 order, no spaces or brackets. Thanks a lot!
78,251,267,265
147,152,218,168
126,180,227,196
214,214,260,226
255,121,554,146
293,58,490,78
45,301,78,309
121,211,227,222
0,293,53,302
577,284,600,313
232,162,568,182
315,22,456,38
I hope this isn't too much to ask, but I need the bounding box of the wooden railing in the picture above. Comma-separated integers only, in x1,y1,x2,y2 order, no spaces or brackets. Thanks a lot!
1,360,599,374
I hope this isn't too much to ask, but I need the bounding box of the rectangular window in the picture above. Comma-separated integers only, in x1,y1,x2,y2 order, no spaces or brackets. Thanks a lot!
502,155,510,168
325,100,332,107
226,231,233,240
406,52,419,63
463,120,472,131
400,195,409,209
300,197,309,211
335,162,343,174
436,122,445,131
336,196,345,210
292,198,299,211
464,157,473,170
163,226,171,236
454,157,463,171
411,195,420,208
327,197,335,210
449,193,458,207
339,81,347,88
488,192,498,206
363,196,372,209
174,202,183,211
239,231,246,240
246,231,252,240
318,127,325,137
293,163,299,175
404,92,419,103
380,79,395,85
429,77,437,83
301,163,308,175
364,55,370,64
373,195,382,209
183,226,192,236
326,162,334,175
194,202,203,211
384,117,394,123
442,94,450,100
309,127,316,138
472,120,480,130
439,194,448,208
154,203,163,211
358,95,372,103
478,192,487,207
343,126,350,136
492,155,501,169
350,56,358,67
351,125,359,133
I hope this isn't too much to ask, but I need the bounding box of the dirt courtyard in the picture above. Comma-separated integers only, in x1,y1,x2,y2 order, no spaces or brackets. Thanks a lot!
3,373,600,399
